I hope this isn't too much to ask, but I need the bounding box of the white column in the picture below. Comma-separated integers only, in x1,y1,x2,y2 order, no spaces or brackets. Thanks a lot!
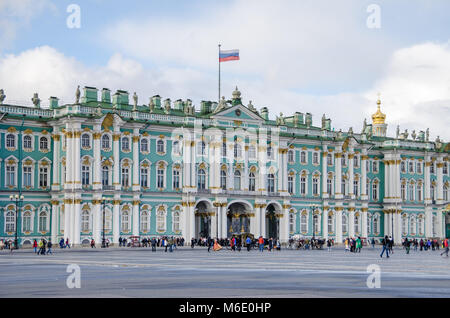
132,201,139,236
73,130,81,190
322,147,328,198
93,129,102,190
183,139,191,190
132,130,140,191
280,206,289,244
189,204,196,240
384,159,390,199
93,201,102,245
436,158,444,203
113,131,120,190
335,153,342,199
51,202,59,243
113,201,120,244
211,211,217,238
362,210,368,238
182,204,190,241
73,199,81,245
348,210,355,238
64,129,73,190
260,205,267,238
254,205,261,238
64,201,71,241
348,151,354,197
244,146,249,190
335,209,343,244
221,204,228,239
51,133,60,191
322,208,328,239
361,152,368,200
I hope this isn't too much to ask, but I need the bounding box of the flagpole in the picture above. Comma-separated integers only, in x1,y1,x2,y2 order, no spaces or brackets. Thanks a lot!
218,43,221,103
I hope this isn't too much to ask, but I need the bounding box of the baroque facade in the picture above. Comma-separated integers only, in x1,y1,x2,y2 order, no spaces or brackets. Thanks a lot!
0,86,449,246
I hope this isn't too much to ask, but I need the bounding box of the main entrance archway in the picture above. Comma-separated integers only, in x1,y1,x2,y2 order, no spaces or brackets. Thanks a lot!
194,200,213,239
266,203,281,239
226,202,253,238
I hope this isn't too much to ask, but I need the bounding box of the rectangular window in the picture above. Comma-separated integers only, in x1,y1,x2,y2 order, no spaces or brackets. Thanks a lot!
82,166,90,186
6,166,15,187
140,168,148,188
121,167,129,187
157,169,165,188
373,161,378,173
23,166,32,187
39,167,48,188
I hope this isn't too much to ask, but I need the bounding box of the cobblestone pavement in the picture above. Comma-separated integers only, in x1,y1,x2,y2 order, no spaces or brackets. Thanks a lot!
0,246,449,297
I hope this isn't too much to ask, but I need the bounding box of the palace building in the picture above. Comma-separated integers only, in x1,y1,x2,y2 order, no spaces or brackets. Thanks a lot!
0,86,449,246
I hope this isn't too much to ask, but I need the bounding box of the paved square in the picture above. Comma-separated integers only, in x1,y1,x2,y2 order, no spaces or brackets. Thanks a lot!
0,246,449,297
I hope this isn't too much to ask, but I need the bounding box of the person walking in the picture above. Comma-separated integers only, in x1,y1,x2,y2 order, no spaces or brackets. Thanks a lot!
0,239,4,251
258,236,264,252
246,236,252,252
388,237,394,254
90,239,96,248
65,238,70,248
440,238,449,257
327,239,332,252
371,237,375,249
33,239,38,253
46,240,53,255
405,237,411,254
380,235,390,258
356,237,362,253
37,239,43,255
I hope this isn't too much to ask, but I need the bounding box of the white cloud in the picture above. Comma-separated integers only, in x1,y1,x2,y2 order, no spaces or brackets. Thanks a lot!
0,0,56,51
0,42,448,141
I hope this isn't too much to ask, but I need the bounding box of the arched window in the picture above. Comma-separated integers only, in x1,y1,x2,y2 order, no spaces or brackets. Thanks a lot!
288,150,294,163
327,213,334,233
418,215,424,236
121,210,130,232
156,208,166,232
82,164,90,186
102,134,110,149
300,212,308,233
327,153,333,166
410,215,416,236
373,214,380,235
141,210,150,233
249,172,256,192
341,178,346,195
312,177,319,196
140,166,149,188
372,182,378,200
173,211,180,232
81,210,90,232
353,179,359,196
267,173,275,193
342,214,348,234
248,145,256,159
353,155,359,168
5,210,15,232
121,137,130,152
38,211,48,232
102,165,110,186
313,214,320,235
157,140,165,153
172,168,180,189
140,138,149,152
121,166,130,187
234,170,241,190
327,178,332,195
104,208,112,232
197,141,206,156
220,170,227,190
24,135,32,149
288,175,294,194
401,182,406,201
313,152,319,164
267,146,273,159
198,168,206,190
409,182,415,201
300,151,307,164
221,143,227,157
300,175,307,195
234,143,242,158
401,161,406,173
354,213,361,235
40,136,48,150
6,134,15,148
81,134,90,148
23,211,32,232
289,213,295,234
157,166,165,188
172,140,180,155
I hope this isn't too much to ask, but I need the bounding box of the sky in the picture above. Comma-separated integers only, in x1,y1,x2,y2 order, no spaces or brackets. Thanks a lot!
0,0,449,140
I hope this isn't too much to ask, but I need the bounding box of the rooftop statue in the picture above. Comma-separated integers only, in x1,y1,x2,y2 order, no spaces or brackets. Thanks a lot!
362,118,367,133
214,96,227,113
435,136,442,150
148,98,155,113
75,85,80,104
32,93,40,108
164,98,171,114
348,127,353,136
396,125,400,139
403,129,409,140
133,92,138,111
426,128,429,141
418,130,425,141
276,112,285,126
305,115,312,128
0,89,5,104
411,130,416,140
247,100,257,113
337,129,343,139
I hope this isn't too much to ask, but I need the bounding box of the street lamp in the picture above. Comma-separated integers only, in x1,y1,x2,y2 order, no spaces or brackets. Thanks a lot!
101,197,111,248
9,194,24,249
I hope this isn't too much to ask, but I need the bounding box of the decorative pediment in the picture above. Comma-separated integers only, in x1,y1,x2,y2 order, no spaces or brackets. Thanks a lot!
211,104,264,123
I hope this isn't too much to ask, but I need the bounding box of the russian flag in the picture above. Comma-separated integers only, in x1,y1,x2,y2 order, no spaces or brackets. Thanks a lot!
219,49,239,62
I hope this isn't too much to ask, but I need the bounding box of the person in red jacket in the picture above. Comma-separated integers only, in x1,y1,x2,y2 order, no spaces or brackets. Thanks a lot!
258,236,264,252
33,239,38,253
440,239,449,257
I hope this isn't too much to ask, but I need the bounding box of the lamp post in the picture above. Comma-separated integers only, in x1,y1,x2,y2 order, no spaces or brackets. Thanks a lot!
101,197,111,248
9,194,24,249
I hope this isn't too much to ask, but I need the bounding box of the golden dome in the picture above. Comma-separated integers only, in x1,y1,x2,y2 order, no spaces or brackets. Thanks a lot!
371,98,386,125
